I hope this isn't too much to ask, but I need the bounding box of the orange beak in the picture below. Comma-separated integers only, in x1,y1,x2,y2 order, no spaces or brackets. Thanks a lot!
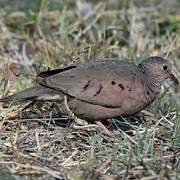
169,73,179,85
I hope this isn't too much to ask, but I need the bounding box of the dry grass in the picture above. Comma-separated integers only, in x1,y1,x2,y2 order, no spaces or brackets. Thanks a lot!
0,0,180,179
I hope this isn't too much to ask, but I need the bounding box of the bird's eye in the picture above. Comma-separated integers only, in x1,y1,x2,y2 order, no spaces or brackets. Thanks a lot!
162,65,168,71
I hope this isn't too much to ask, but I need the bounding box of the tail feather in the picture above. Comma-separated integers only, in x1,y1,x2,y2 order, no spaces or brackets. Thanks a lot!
0,85,62,102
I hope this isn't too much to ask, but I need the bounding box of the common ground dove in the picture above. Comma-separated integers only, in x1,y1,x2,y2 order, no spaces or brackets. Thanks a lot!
0,56,178,120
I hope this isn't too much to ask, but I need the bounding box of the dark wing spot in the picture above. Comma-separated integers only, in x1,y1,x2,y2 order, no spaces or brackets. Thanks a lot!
69,75,75,78
111,81,116,85
147,91,150,96
81,80,91,92
126,86,132,91
94,84,103,96
118,84,125,90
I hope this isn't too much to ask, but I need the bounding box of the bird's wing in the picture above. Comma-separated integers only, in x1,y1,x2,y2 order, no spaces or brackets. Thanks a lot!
38,64,77,78
40,60,140,107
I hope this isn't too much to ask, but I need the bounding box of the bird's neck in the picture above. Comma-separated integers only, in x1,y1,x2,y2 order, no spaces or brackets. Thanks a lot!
138,63,162,92
147,75,162,91
138,65,161,103
146,78,160,95
139,76,160,107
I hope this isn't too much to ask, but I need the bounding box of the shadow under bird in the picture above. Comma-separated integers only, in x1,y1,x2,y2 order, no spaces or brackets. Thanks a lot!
0,56,178,120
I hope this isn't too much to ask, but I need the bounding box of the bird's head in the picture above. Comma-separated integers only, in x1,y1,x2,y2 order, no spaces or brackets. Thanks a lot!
138,56,178,87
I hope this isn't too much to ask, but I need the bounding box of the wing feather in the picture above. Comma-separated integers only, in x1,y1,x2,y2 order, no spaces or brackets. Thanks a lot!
40,60,140,107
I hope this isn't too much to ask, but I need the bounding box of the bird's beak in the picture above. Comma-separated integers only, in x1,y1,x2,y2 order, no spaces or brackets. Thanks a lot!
169,73,179,85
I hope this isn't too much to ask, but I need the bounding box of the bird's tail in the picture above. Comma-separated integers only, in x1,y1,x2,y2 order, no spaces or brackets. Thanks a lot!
0,85,61,102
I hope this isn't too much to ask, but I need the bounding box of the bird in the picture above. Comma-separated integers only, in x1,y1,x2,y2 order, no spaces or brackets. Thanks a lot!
0,56,178,120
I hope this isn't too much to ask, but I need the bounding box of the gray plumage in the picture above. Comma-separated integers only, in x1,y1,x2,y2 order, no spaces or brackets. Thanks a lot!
0,56,178,120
